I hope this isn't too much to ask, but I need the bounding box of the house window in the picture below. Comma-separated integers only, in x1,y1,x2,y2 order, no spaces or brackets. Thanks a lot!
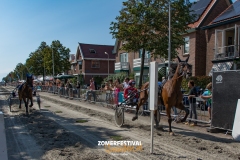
91,60,100,68
120,53,128,62
183,37,190,54
78,61,82,70
139,49,150,58
89,49,96,53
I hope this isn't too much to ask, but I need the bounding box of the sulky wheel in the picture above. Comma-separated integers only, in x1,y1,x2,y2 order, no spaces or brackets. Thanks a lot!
115,106,124,127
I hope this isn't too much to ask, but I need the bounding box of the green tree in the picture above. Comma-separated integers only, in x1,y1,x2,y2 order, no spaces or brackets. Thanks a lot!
24,41,70,78
14,63,28,80
110,0,195,87
45,40,71,76
25,42,48,78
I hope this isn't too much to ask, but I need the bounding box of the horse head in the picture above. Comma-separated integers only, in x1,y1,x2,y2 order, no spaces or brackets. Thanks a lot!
177,56,192,78
26,74,33,87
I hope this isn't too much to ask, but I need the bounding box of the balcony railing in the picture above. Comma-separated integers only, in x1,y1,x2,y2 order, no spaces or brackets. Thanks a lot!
115,62,129,70
133,58,150,68
215,45,240,60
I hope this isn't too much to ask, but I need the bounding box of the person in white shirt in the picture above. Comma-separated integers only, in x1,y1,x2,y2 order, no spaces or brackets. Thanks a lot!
123,77,129,89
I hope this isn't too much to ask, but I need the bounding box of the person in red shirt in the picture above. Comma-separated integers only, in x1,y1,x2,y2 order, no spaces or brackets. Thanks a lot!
124,80,139,104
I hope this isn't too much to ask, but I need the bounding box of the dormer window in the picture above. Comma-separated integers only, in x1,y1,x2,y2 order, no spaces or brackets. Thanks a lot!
89,49,96,53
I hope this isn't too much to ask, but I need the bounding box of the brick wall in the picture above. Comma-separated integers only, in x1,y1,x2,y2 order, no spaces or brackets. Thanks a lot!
203,0,231,75
206,21,240,75
177,32,197,76
178,0,231,76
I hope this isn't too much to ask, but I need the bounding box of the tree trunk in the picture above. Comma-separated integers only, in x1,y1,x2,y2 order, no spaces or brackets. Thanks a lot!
139,48,145,89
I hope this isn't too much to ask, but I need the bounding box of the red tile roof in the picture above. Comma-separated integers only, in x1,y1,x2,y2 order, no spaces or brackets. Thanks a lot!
78,43,115,59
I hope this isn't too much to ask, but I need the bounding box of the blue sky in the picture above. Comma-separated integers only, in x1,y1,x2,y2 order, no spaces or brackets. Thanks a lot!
0,0,236,80
0,0,123,80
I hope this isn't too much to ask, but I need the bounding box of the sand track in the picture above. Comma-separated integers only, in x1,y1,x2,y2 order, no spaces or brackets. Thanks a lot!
1,86,240,160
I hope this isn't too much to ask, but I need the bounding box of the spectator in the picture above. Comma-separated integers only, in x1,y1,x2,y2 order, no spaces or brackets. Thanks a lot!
103,82,113,104
200,82,212,123
124,80,139,105
185,80,198,126
113,79,123,105
65,81,70,96
123,77,130,89
108,79,114,90
84,79,96,101
91,78,98,90
68,81,73,97
103,82,110,91
76,81,80,98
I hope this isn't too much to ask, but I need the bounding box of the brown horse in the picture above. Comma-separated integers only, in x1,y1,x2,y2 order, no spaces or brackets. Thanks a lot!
18,75,33,114
132,56,191,135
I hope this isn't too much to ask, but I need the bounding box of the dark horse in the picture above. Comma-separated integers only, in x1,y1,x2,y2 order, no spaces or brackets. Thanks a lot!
18,75,33,114
132,56,191,135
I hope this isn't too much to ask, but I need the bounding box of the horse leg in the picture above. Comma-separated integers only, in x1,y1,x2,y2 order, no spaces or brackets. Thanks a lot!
23,98,28,114
132,104,139,121
132,97,146,121
175,103,189,122
154,110,159,127
19,99,22,109
29,97,33,107
166,105,173,135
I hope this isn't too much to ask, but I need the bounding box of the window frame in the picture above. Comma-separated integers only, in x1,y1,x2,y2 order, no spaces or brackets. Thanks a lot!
89,49,96,53
139,49,150,58
91,60,100,68
183,36,190,55
120,53,128,62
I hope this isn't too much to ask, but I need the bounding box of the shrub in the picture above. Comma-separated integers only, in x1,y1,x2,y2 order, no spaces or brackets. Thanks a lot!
182,76,212,92
103,72,128,84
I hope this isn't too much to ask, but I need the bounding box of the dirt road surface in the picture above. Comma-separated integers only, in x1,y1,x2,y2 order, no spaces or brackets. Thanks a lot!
1,86,240,160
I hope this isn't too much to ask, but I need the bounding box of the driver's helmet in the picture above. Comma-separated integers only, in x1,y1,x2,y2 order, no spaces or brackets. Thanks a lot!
128,80,136,86
26,73,34,80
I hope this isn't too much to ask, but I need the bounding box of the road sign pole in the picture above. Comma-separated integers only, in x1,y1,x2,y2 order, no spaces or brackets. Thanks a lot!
149,61,158,154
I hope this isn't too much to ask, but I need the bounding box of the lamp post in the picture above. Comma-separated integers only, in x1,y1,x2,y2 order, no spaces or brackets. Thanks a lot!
43,56,46,81
105,52,109,77
168,0,171,80
52,46,55,77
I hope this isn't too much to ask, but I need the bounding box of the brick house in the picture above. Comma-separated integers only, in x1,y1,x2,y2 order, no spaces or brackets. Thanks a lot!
202,0,240,76
113,39,165,85
68,54,76,75
177,0,232,76
114,0,232,81
70,43,115,84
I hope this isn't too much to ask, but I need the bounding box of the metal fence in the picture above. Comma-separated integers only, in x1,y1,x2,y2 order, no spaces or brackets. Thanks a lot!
7,83,210,124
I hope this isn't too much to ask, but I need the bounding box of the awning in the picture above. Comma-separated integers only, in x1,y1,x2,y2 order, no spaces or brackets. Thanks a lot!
54,75,75,79
209,62,233,76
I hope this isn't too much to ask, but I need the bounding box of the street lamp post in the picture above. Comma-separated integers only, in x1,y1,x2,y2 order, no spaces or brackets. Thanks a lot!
52,46,55,77
44,56,46,81
168,0,171,80
105,52,109,77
